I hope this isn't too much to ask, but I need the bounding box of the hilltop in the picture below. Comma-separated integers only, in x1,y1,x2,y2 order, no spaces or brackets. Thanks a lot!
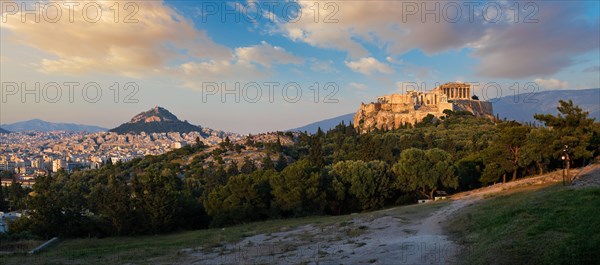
186,132,298,171
110,106,207,135
353,83,494,133
291,88,599,134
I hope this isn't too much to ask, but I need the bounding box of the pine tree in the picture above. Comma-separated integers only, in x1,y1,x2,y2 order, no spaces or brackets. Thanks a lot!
240,157,257,174
308,136,325,168
275,155,288,171
261,155,275,170
0,185,7,212
226,161,240,176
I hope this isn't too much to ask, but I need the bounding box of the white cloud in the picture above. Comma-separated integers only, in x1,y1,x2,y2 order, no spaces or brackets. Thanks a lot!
272,1,599,79
345,57,393,75
235,41,302,68
173,42,302,88
386,56,404,64
349,82,367,90
1,1,231,77
534,78,569,89
1,1,303,83
309,59,337,73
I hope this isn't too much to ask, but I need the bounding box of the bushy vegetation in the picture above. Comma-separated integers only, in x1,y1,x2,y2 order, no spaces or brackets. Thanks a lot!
5,100,599,238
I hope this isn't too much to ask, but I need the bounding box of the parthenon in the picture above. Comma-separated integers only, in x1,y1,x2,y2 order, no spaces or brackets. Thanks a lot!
354,82,494,133
377,82,472,106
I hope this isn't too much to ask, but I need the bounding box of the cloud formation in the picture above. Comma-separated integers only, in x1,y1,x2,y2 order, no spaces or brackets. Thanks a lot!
274,1,599,79
349,82,367,90
1,1,231,77
1,1,302,82
174,41,300,88
345,57,393,75
534,78,569,89
236,41,302,68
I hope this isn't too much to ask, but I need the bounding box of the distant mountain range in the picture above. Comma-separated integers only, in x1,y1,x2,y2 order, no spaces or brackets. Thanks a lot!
288,113,355,134
290,88,599,133
493,88,599,124
1,119,107,132
109,106,207,135
3,89,597,135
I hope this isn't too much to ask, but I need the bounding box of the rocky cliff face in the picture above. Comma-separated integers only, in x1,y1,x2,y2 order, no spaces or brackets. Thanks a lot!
353,100,493,133
129,106,179,123
452,100,494,118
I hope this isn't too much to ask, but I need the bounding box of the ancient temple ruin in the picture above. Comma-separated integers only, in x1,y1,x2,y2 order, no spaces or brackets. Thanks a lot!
354,82,494,133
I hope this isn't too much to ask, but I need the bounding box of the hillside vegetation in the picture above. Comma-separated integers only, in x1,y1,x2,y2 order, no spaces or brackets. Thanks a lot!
2,100,598,241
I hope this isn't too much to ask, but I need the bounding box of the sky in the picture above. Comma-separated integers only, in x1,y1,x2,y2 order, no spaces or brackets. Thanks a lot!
1,0,599,134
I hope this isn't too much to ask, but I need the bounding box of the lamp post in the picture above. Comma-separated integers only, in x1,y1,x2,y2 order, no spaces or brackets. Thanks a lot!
561,155,566,186
561,145,570,185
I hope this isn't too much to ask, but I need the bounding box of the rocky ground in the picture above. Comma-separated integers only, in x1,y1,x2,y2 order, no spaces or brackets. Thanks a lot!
176,164,599,265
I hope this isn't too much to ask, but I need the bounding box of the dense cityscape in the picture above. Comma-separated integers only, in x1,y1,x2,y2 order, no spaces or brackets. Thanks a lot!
0,130,237,187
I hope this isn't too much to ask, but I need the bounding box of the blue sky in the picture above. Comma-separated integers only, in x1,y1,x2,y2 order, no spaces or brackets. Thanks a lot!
1,0,599,133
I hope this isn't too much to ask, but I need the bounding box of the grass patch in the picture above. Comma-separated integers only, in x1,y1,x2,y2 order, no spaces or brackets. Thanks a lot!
0,239,45,253
447,184,600,265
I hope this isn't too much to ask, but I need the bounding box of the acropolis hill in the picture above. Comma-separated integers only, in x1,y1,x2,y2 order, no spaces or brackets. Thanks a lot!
353,82,494,133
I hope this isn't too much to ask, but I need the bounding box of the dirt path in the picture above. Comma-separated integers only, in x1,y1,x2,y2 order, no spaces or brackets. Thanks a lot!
180,164,599,265
180,202,465,264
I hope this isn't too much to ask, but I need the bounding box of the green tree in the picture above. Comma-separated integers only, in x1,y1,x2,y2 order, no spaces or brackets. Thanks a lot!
497,122,531,181
481,144,513,184
534,100,596,169
27,171,93,237
308,136,325,168
0,185,7,212
275,155,288,172
455,155,484,190
261,155,275,170
205,170,274,226
240,157,257,174
269,159,326,216
226,161,240,176
392,148,457,199
521,128,555,175
132,165,184,233
329,160,391,212
92,174,133,236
